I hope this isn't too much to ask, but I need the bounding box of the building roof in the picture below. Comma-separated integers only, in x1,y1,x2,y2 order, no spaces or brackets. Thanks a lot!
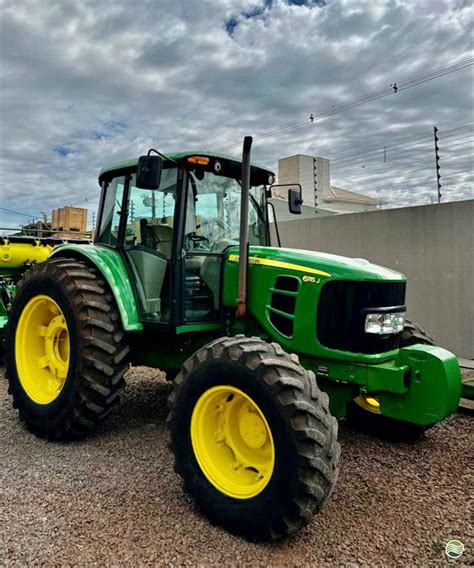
323,185,382,205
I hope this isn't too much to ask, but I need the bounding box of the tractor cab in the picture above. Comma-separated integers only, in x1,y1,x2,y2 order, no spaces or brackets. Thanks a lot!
96,152,276,326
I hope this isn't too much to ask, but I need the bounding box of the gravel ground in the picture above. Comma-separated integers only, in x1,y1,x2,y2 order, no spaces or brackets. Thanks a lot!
0,366,472,567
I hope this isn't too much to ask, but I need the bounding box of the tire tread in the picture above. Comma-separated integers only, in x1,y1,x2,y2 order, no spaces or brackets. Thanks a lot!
5,256,129,440
167,334,340,541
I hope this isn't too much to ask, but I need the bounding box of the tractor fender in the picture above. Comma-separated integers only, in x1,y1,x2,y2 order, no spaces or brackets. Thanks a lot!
50,243,143,332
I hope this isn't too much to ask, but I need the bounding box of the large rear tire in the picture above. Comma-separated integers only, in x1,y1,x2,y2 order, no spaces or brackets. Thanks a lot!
5,256,129,440
345,319,435,442
167,335,340,542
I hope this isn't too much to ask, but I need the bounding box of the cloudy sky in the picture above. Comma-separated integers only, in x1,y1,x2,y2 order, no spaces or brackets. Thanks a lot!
0,0,472,228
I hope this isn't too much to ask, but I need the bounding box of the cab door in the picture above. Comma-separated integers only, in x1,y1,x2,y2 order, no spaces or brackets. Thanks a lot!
96,168,180,324
181,174,229,324
123,169,181,323
181,172,267,324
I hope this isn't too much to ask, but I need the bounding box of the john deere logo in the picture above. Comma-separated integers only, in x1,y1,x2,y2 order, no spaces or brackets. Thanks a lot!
445,539,464,559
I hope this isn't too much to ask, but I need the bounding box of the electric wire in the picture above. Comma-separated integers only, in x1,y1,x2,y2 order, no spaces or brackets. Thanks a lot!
329,123,473,164
326,121,474,161
0,206,36,218
218,57,473,152
332,159,474,184
365,172,472,193
331,134,473,174
331,131,474,171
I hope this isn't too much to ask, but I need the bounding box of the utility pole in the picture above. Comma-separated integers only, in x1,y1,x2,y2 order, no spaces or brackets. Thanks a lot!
383,145,387,163
92,211,96,230
129,200,135,223
433,126,442,203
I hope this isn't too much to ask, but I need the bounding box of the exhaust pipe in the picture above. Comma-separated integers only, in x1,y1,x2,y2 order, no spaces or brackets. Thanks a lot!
236,136,252,319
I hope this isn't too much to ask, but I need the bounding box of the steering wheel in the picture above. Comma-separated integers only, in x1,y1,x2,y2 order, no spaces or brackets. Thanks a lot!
186,232,210,250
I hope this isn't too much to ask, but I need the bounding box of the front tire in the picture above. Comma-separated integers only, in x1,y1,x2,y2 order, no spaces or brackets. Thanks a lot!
167,335,340,541
5,256,129,440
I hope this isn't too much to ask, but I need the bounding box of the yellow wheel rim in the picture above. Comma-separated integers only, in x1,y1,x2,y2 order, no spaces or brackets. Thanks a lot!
191,386,275,499
354,395,381,414
15,294,70,405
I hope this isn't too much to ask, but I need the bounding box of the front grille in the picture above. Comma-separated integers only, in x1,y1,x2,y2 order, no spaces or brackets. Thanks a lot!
317,280,406,354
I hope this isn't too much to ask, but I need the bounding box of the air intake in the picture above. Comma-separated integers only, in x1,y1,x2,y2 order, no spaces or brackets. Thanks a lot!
267,276,300,338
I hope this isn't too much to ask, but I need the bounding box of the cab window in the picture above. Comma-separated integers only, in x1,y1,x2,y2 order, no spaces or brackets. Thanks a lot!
125,168,179,257
97,176,125,245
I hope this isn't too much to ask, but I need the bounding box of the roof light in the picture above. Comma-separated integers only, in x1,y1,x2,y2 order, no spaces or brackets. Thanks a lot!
187,156,210,165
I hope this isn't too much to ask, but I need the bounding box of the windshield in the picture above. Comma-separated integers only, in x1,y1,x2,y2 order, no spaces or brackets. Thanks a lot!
185,171,267,253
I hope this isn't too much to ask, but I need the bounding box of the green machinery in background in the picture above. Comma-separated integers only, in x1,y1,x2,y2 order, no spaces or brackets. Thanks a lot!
0,138,463,541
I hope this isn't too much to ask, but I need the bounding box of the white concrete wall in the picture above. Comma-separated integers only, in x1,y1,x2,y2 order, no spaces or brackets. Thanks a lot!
272,200,474,358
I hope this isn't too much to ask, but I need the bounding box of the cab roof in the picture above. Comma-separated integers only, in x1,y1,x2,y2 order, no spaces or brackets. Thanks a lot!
98,150,275,185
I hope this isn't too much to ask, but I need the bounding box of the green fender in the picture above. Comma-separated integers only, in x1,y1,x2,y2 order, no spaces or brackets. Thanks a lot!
50,244,143,332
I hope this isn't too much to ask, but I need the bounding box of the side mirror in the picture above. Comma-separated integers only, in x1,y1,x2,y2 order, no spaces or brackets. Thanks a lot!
136,155,163,189
288,188,303,214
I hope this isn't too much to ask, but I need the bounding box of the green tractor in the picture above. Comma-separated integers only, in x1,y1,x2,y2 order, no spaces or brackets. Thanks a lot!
3,137,461,541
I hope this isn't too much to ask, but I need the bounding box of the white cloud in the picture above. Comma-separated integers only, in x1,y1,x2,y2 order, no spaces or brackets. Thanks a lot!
0,0,472,227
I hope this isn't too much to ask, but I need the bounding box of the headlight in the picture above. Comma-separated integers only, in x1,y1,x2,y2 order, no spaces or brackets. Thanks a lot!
365,311,406,334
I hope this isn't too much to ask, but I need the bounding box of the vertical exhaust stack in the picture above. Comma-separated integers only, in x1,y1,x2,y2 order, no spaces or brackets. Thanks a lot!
236,136,252,319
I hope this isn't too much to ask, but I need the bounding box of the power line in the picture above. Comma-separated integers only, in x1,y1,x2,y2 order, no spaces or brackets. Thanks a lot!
327,120,474,161
327,130,473,171
441,141,474,155
329,122,473,163
443,153,474,163
331,129,473,170
331,133,473,174
332,140,434,171
0,206,36,218
348,171,471,193
218,57,474,152
369,171,472,193
333,160,474,184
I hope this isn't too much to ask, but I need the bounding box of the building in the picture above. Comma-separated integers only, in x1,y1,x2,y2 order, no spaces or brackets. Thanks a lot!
277,154,382,214
51,206,88,237
21,220,52,238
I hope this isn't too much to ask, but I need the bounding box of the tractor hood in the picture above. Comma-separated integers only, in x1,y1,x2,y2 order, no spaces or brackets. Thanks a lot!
227,246,405,282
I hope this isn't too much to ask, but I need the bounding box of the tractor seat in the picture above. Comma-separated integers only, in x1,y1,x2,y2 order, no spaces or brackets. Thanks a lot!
140,220,174,257
150,224,173,257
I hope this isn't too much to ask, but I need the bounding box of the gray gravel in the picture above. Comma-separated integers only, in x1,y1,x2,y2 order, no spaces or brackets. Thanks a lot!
0,366,472,567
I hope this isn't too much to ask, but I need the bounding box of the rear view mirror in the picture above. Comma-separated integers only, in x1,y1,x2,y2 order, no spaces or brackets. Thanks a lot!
288,188,303,214
136,155,163,189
